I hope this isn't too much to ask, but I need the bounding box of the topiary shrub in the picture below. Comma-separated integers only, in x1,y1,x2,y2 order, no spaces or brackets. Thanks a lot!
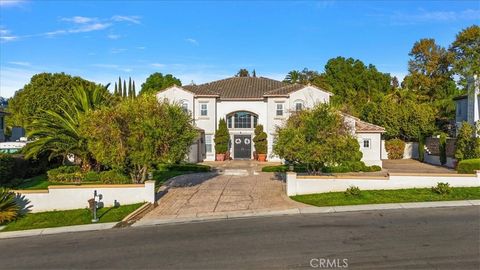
345,186,361,197
455,122,480,161
457,158,480,174
431,182,451,195
0,154,15,185
214,118,229,154
99,170,131,184
385,138,405,159
253,125,268,155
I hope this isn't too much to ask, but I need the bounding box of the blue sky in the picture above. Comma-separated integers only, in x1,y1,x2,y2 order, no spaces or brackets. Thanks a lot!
0,0,479,98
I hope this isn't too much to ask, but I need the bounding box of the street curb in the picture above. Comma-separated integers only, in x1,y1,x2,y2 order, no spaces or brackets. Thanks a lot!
0,222,118,240
133,199,480,227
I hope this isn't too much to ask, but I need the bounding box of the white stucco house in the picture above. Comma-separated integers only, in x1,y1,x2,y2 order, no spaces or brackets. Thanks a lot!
156,76,385,166
454,75,479,136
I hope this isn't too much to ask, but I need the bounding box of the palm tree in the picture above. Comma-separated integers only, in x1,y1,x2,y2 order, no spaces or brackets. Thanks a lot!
283,70,301,84
24,85,111,170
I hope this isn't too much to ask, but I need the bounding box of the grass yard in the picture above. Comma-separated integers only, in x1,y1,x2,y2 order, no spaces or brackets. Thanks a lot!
291,187,480,207
1,203,143,232
153,163,211,187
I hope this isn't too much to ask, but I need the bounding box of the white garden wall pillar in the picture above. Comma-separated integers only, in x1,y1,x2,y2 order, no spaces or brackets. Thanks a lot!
286,172,297,196
144,180,156,203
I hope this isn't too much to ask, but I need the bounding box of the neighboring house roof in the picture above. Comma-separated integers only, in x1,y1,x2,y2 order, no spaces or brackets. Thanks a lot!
181,77,328,99
342,113,386,133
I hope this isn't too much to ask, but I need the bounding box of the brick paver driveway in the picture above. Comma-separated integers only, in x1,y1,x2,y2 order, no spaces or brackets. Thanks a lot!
140,163,302,220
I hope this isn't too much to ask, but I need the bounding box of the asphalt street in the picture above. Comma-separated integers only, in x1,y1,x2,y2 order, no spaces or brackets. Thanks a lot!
0,206,479,270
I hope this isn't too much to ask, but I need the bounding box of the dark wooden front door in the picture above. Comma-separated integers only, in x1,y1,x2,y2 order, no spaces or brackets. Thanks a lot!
233,135,251,159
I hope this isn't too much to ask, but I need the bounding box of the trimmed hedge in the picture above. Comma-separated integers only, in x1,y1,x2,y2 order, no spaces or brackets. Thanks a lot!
457,159,480,174
1,153,58,186
157,163,211,172
261,162,381,173
0,154,15,184
47,166,130,184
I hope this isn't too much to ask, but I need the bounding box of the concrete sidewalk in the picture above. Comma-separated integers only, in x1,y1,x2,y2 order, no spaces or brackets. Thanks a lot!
133,199,480,227
0,222,117,239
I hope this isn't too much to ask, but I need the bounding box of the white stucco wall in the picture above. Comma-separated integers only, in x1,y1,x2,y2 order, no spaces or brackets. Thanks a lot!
357,133,382,167
156,86,195,113
288,86,331,110
286,172,480,196
381,140,419,160
14,182,156,213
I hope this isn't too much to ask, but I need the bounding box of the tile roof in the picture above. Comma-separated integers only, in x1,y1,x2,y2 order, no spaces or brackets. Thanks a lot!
182,77,308,99
342,113,385,133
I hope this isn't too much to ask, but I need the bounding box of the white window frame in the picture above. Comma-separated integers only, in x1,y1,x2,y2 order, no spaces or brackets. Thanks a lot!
205,135,213,153
363,139,371,149
276,103,284,116
200,103,208,116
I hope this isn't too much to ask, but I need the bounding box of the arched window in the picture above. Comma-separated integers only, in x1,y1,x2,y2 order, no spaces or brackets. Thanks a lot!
294,100,304,111
227,111,258,129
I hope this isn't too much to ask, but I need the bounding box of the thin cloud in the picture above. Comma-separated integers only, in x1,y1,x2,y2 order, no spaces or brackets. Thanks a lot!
61,16,97,24
0,26,17,42
110,48,127,54
151,63,166,68
8,61,31,67
390,8,480,25
185,38,199,45
0,0,25,7
107,34,121,40
92,63,132,73
111,15,141,24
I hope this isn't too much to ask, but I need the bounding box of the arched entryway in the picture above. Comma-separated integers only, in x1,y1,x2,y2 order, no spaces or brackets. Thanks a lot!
226,111,259,159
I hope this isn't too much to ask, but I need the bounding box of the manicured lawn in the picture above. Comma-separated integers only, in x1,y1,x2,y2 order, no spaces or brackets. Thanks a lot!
1,203,143,232
153,163,212,187
291,187,480,207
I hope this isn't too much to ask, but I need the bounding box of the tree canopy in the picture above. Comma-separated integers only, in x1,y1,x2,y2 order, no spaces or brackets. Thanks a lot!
450,25,480,87
80,95,197,182
235,69,250,77
139,72,181,96
6,73,100,129
274,103,362,174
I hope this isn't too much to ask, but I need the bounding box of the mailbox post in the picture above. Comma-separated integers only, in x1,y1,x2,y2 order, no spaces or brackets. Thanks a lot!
89,190,101,223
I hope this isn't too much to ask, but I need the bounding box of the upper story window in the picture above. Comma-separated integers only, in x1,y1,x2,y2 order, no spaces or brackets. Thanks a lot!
180,100,189,113
227,111,258,129
276,103,284,116
294,100,304,111
200,103,208,116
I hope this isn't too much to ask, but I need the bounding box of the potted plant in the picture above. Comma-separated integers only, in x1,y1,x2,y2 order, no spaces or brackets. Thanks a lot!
253,124,268,162
214,118,229,161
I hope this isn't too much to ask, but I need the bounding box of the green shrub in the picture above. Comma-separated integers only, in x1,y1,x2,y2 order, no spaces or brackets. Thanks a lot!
439,133,447,165
457,159,480,174
99,170,131,184
455,122,480,161
164,164,211,172
0,154,15,185
214,118,229,154
253,125,268,155
431,182,451,195
345,186,361,196
385,139,405,159
418,136,425,162
53,172,84,183
84,171,101,182
322,161,381,173
47,166,81,181
0,188,21,224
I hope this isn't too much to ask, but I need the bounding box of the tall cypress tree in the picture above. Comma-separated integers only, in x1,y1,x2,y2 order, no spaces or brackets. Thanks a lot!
123,80,127,97
118,77,122,97
132,81,136,98
128,77,133,98
114,82,118,95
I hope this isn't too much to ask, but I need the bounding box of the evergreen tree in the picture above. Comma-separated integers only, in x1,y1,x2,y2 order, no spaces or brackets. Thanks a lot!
252,69,257,77
114,82,118,95
132,81,136,98
128,77,132,98
118,77,123,97
123,80,127,97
